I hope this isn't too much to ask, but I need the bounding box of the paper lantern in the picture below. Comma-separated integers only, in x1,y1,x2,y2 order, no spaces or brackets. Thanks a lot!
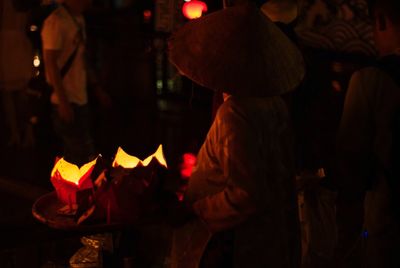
180,152,197,179
112,144,167,169
82,144,168,224
182,0,208,20
50,157,98,206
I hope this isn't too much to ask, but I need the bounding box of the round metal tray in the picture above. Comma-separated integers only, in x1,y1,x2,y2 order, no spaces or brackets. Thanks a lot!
32,191,127,232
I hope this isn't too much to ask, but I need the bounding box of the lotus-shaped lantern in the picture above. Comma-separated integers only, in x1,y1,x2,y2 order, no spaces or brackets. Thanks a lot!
80,145,169,224
50,157,98,206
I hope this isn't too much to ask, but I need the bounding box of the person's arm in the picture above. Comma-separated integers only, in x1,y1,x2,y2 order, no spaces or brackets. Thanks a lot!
41,14,73,122
193,183,256,233
43,49,73,122
85,42,112,109
192,105,260,233
86,65,112,108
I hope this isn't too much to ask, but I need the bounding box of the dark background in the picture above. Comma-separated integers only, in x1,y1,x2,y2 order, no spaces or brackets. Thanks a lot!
0,0,376,266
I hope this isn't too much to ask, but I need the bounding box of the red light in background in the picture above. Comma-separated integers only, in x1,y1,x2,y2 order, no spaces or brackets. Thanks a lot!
332,80,342,92
143,9,152,23
176,191,185,201
180,153,197,179
182,0,208,20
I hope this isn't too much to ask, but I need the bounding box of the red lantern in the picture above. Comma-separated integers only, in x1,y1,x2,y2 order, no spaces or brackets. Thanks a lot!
50,157,98,207
180,152,197,179
182,0,208,20
143,9,152,23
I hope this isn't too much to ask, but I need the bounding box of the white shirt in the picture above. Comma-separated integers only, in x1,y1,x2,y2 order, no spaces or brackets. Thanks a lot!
174,96,299,268
41,5,87,105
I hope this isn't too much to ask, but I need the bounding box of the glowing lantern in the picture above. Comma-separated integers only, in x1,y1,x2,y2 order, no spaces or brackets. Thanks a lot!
180,153,197,179
86,145,168,224
50,157,98,206
182,0,208,20
143,9,152,23
112,144,167,169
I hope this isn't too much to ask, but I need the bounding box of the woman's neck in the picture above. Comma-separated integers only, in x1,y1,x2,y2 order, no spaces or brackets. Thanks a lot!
63,3,81,16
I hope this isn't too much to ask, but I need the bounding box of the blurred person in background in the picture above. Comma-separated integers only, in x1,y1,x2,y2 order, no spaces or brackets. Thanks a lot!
334,0,400,267
42,0,111,165
263,2,337,267
0,0,35,147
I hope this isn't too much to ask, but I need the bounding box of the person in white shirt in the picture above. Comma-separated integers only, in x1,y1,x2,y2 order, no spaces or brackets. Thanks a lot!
42,0,109,165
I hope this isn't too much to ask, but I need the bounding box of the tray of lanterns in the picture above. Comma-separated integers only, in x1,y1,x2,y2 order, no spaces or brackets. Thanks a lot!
32,145,170,231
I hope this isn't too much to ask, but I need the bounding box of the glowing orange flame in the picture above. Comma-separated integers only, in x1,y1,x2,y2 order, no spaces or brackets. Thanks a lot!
113,144,168,169
51,157,98,186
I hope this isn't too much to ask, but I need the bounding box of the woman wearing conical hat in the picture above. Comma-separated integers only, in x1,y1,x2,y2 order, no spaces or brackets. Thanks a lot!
168,2,305,267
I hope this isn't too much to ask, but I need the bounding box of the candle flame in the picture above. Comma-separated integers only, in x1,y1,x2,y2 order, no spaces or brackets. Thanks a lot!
51,157,98,185
113,144,168,168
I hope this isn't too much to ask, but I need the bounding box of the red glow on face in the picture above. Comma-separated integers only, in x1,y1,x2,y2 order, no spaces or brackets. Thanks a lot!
180,153,197,179
182,0,208,20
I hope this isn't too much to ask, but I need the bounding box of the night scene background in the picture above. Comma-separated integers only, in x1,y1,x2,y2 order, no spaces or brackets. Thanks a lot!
0,0,378,267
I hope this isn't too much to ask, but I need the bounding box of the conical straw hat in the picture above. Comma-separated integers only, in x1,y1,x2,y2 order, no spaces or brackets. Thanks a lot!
168,3,305,97
261,0,299,24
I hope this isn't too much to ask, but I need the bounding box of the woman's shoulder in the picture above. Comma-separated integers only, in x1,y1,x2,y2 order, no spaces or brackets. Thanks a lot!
216,97,243,117
216,96,281,121
43,6,69,26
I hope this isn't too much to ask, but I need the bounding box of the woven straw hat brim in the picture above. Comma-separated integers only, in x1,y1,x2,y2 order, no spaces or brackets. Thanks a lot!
261,0,298,24
168,4,305,97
